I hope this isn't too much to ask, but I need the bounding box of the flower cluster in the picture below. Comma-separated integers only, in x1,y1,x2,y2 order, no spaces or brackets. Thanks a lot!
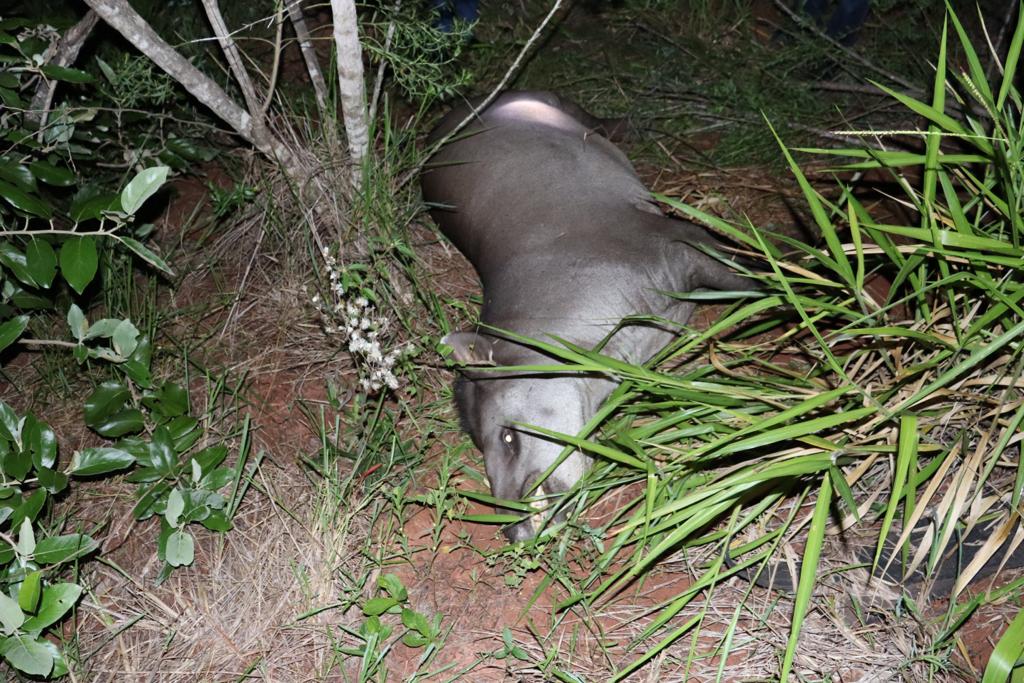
312,247,413,394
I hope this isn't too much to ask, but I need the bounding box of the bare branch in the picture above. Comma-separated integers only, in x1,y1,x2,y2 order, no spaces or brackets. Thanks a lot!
399,0,566,189
331,0,370,185
27,10,100,130
199,0,263,116
82,0,306,178
369,0,401,124
287,0,328,116
261,1,286,115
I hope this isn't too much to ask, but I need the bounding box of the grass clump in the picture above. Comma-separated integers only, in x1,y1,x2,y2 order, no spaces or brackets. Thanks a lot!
457,6,1024,680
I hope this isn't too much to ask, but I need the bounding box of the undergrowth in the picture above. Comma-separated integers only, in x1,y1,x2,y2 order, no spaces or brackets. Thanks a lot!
449,6,1024,680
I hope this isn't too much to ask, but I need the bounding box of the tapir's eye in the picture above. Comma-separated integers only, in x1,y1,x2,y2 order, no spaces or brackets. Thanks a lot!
500,428,516,453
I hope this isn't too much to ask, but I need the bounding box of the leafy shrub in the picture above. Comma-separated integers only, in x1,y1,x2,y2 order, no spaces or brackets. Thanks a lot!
0,16,244,679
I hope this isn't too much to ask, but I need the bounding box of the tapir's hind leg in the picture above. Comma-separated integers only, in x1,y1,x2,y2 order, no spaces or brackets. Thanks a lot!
653,215,762,292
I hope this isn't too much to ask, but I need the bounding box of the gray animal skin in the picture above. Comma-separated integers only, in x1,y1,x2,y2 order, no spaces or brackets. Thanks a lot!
422,91,753,542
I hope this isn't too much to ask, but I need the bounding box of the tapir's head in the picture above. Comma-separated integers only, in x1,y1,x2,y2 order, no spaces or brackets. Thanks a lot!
444,331,604,542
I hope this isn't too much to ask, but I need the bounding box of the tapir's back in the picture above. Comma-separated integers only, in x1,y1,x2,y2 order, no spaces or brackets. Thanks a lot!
421,92,657,275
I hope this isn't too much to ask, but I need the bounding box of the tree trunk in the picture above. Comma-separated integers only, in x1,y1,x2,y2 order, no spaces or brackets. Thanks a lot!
330,0,370,188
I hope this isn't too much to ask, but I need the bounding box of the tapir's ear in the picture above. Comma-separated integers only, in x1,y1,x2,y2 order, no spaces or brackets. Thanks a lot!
442,331,501,366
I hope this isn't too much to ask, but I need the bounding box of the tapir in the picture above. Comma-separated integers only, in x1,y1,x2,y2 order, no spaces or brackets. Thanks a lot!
421,91,753,541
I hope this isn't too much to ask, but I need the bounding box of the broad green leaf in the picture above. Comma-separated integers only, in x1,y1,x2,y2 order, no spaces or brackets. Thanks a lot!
166,137,215,161
9,489,45,530
199,467,233,491
70,447,135,476
24,239,56,288
401,608,432,637
146,427,177,474
402,632,429,648
144,382,189,418
379,573,407,600
166,416,200,452
0,592,24,632
28,161,75,187
157,149,190,171
16,517,35,556
120,237,174,276
120,166,168,216
199,511,232,532
0,87,20,108
35,468,68,495
0,400,20,441
125,467,162,483
91,408,145,438
0,179,51,217
39,64,93,83
3,448,32,480
81,318,121,341
20,583,82,632
362,597,400,616
134,481,171,520
165,488,184,527
122,335,152,388
69,187,117,222
0,634,52,676
0,157,35,190
0,159,34,193
0,242,36,286
23,415,56,469
59,237,98,295
165,530,194,567
33,534,97,565
0,315,28,354
35,639,68,677
18,571,41,614
84,381,129,426
67,304,87,341
8,286,51,310
111,319,139,358
193,445,228,472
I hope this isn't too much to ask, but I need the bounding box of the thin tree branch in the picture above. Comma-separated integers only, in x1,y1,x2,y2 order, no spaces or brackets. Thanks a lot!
199,0,263,116
331,0,370,186
287,0,328,116
261,0,286,115
82,0,306,179
369,0,400,124
399,0,566,189
27,10,100,130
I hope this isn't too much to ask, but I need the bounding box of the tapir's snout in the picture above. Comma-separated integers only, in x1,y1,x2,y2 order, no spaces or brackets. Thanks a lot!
500,470,574,542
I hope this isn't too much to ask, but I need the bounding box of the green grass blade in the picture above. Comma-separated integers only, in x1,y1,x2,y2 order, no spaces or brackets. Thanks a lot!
778,470,833,681
997,1,1024,110
982,606,1024,683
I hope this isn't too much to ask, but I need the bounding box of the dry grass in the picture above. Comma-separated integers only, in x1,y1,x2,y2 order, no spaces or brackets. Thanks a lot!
75,464,376,681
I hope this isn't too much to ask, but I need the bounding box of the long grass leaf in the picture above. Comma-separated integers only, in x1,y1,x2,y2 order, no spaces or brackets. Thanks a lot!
778,470,833,681
997,0,1024,110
